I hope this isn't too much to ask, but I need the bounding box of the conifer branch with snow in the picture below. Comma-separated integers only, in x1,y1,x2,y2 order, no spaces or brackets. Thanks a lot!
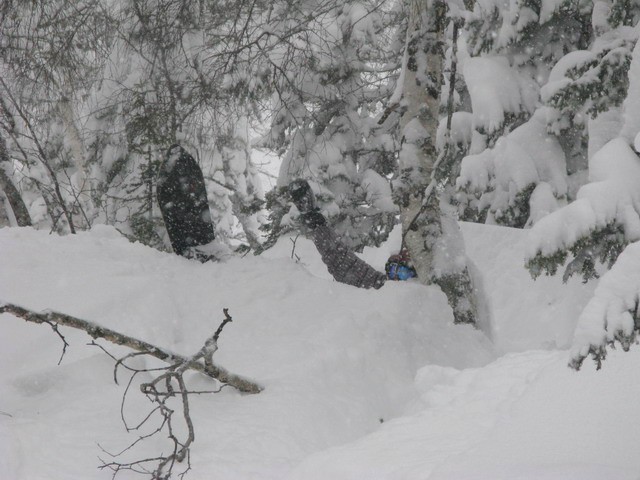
569,241,640,370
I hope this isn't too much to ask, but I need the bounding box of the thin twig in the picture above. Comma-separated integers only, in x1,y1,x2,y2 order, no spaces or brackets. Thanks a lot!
44,320,69,365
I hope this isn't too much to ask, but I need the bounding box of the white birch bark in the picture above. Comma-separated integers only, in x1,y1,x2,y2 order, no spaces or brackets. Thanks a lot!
398,0,478,324
398,0,443,283
58,95,92,227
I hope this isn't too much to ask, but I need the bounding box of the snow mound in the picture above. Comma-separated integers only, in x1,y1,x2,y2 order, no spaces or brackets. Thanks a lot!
287,349,640,479
0,226,492,479
0,223,633,480
461,222,595,352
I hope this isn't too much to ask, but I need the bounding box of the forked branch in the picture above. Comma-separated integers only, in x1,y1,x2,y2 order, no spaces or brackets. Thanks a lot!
2,301,263,478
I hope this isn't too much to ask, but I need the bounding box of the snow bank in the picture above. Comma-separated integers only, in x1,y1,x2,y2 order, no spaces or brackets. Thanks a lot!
0,226,492,479
428,348,640,480
461,222,595,352
288,348,640,480
0,222,628,480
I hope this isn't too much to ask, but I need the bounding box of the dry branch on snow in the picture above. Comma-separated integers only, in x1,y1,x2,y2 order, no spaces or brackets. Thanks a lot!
0,302,262,394
1,301,262,479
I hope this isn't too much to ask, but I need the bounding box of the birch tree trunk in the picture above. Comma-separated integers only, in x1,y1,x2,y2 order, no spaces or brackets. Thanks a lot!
0,131,31,227
398,0,477,325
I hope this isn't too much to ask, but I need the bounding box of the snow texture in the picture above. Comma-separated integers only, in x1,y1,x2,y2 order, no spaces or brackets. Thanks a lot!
462,56,537,134
588,107,624,160
540,50,596,103
288,349,640,480
436,112,474,151
457,108,567,225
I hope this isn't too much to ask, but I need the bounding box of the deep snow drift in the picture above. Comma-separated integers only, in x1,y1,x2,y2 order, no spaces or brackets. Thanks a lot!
1,224,639,479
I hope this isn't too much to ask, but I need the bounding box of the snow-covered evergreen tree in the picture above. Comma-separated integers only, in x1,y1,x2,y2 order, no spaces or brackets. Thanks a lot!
526,17,640,283
456,108,568,227
84,0,266,250
542,2,637,181
261,1,399,251
455,0,593,227
569,239,640,370
526,137,640,281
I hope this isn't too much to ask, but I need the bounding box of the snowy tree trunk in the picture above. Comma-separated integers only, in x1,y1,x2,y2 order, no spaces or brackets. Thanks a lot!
0,189,13,227
220,120,264,251
0,132,31,227
58,96,86,182
57,95,91,228
398,0,477,325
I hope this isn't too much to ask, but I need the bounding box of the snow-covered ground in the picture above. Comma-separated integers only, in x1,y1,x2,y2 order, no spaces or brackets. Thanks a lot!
1,223,639,479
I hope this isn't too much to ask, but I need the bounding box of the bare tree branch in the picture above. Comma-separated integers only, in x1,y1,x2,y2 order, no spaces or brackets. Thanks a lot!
93,309,238,479
0,302,262,394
